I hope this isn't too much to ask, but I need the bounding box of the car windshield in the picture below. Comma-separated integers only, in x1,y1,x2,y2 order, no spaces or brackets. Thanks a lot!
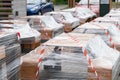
27,0,41,4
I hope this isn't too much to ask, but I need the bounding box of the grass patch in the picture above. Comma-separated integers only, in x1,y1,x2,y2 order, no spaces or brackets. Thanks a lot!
112,2,120,8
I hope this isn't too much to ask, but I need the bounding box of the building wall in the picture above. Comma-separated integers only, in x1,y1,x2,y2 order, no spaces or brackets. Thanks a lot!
9,0,27,18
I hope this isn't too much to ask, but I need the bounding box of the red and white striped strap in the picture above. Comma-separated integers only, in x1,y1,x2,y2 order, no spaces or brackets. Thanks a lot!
105,30,115,49
83,48,100,80
66,33,100,80
36,46,46,80
17,32,20,39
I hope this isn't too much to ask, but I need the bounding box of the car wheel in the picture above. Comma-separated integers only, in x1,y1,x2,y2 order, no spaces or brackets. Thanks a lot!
52,8,54,11
39,11,42,15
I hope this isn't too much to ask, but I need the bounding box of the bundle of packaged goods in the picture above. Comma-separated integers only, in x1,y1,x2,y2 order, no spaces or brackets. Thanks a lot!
0,31,21,80
93,17,120,28
86,35,120,80
45,12,80,32
0,46,6,80
0,20,41,53
105,11,120,18
20,33,96,80
108,8,120,14
21,15,64,41
72,22,119,46
20,33,120,80
77,0,100,16
104,8,120,18
92,17,120,51
62,7,97,24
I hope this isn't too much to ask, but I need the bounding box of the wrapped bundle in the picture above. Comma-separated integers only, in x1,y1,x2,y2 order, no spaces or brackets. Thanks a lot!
62,7,97,23
21,15,64,41
72,22,120,51
45,12,80,32
20,50,40,80
20,33,97,80
77,0,99,16
20,33,120,80
0,31,18,45
0,20,41,53
93,17,120,28
72,22,117,45
105,12,120,18
0,32,21,80
0,46,7,80
86,36,120,80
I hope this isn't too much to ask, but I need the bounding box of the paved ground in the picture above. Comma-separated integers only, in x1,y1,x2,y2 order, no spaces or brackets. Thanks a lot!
54,5,68,11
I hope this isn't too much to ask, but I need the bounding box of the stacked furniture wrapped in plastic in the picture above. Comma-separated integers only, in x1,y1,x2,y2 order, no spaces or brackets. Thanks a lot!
77,0,100,16
21,15,64,41
20,33,120,80
45,12,80,32
0,31,21,80
0,20,41,53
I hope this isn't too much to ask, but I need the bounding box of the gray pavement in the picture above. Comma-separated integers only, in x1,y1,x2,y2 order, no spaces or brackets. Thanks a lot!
54,5,68,11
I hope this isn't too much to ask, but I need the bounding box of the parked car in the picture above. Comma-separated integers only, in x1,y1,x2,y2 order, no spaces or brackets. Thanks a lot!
27,0,54,15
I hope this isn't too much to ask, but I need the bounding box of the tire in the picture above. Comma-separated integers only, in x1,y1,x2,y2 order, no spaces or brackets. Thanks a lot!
39,11,42,15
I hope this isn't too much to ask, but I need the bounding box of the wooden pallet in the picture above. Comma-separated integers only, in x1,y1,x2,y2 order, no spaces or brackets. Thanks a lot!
0,0,13,20
21,42,41,53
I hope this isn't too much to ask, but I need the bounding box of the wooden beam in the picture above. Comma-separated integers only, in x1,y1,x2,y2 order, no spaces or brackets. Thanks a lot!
88,0,90,8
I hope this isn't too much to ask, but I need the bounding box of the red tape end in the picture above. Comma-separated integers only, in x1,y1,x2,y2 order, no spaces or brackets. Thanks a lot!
17,32,20,37
84,49,87,56
40,49,45,55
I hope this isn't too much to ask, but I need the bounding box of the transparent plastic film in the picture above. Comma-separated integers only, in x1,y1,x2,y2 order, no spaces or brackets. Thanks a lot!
0,32,21,80
0,20,41,43
45,12,80,31
85,36,120,80
94,17,120,28
38,45,88,80
40,16,64,30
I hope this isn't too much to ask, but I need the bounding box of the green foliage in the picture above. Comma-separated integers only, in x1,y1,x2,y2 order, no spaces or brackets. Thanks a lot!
75,0,80,2
53,0,80,5
54,0,68,4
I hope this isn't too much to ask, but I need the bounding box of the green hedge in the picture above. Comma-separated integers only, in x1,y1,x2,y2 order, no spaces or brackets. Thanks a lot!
54,0,68,4
54,0,80,5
